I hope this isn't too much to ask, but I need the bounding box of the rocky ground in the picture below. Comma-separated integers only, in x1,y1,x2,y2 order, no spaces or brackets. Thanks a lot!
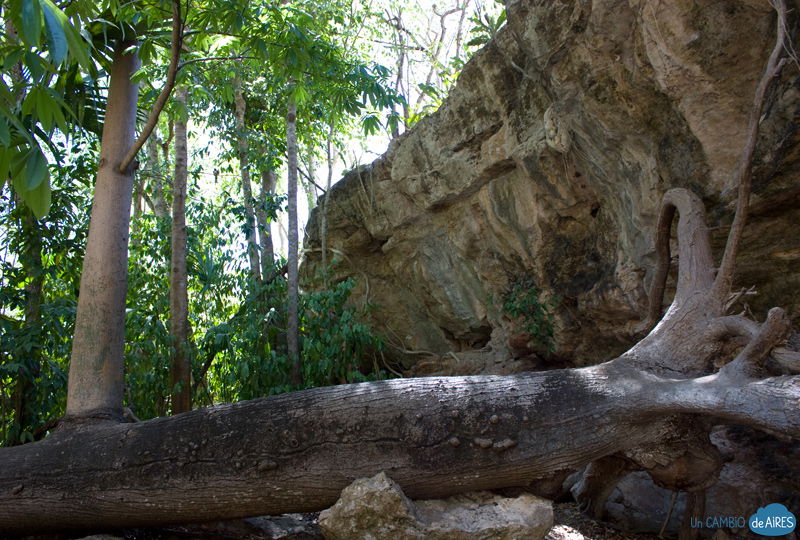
9,503,668,540
548,503,664,540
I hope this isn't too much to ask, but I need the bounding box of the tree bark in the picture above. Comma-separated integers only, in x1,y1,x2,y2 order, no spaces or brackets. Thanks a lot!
148,129,169,219
286,95,301,386
117,0,183,174
302,147,317,211
170,86,191,415
0,360,797,533
65,43,140,419
257,168,277,279
233,77,261,283
320,120,335,285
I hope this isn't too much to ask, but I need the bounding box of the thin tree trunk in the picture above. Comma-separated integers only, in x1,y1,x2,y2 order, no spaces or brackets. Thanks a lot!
257,168,277,279
233,77,261,283
303,148,317,211
132,179,143,220
277,217,288,257
170,86,191,415
453,1,467,63
65,43,140,419
390,7,408,134
149,130,169,219
286,95,301,386
320,120,336,285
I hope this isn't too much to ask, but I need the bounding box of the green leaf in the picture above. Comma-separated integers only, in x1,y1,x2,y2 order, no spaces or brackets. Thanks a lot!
24,51,45,82
466,36,489,47
25,147,48,190
291,84,309,105
0,104,34,146
0,147,9,185
2,48,25,72
40,0,92,72
0,119,9,146
41,0,69,64
11,147,51,218
22,175,51,218
20,0,43,47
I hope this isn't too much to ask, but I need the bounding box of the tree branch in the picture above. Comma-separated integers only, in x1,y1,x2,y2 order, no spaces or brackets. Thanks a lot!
178,55,259,69
192,349,219,394
117,0,184,174
641,188,715,331
721,307,791,377
711,0,789,300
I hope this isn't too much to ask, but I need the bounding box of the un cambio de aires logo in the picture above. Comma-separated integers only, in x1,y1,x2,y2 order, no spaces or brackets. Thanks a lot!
749,503,796,536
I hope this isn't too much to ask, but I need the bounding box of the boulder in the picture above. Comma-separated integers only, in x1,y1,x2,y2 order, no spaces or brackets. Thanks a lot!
301,0,800,372
318,472,553,540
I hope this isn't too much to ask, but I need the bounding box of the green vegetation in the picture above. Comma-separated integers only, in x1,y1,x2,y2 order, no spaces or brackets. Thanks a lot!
502,274,557,353
0,0,505,446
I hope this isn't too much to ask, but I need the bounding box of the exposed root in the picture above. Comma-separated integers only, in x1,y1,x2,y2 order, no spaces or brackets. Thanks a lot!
724,285,757,313
721,307,792,377
772,347,800,372
641,189,715,332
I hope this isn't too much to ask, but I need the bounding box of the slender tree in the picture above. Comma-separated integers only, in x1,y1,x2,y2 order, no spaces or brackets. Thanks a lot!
148,129,169,219
169,85,191,414
286,92,302,386
233,76,262,283
302,146,318,210
257,168,277,278
65,43,140,419
320,120,336,285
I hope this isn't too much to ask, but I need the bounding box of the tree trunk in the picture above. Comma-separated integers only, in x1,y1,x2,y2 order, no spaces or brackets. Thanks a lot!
286,95,301,386
302,147,317,211
257,168,277,279
148,129,169,219
320,120,335,285
170,86,191,415
65,43,140,419
0,361,797,533
233,77,261,283
132,178,144,222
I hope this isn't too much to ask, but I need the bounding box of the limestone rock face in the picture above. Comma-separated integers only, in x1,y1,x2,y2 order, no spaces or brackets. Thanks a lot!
301,0,800,371
318,472,553,540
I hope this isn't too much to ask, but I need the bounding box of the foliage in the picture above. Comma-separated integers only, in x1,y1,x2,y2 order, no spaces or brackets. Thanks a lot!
0,0,500,445
0,0,102,217
301,278,384,386
466,3,507,48
502,274,557,353
0,135,94,445
202,275,385,404
120,181,386,418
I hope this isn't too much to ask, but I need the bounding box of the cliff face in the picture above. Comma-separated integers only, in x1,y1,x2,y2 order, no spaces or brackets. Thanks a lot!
302,0,799,373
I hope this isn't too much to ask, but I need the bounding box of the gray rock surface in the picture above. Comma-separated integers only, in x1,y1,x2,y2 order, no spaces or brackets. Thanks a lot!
301,0,800,372
318,472,553,540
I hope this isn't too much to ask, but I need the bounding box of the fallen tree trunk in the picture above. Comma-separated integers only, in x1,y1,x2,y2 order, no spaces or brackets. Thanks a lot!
1,358,797,533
